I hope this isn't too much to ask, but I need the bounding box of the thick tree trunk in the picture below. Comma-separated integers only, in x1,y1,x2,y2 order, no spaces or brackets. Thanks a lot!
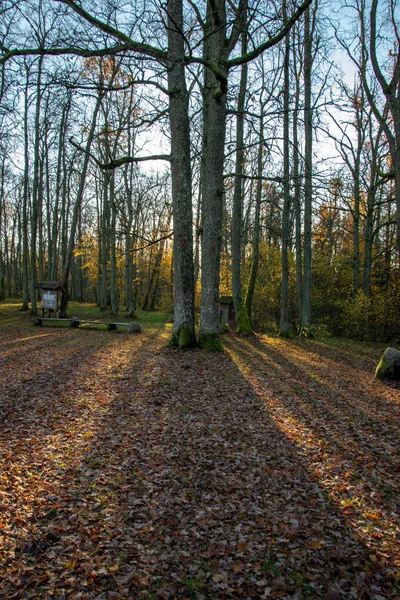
198,0,229,351
167,0,196,349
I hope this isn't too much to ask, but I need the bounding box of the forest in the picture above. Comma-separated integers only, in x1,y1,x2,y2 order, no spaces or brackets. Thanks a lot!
1,2,400,597
0,0,400,346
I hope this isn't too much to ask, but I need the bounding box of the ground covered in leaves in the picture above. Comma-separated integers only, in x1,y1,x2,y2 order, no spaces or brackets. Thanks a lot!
1,305,399,599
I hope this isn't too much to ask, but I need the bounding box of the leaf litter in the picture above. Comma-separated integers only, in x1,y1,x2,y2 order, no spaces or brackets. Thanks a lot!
0,319,399,599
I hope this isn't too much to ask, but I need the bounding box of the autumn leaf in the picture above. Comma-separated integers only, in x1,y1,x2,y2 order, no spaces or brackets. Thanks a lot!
307,540,323,549
0,309,399,599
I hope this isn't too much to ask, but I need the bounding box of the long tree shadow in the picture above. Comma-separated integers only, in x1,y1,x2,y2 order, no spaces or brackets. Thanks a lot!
0,320,169,594
290,336,384,367
226,336,400,581
1,328,400,599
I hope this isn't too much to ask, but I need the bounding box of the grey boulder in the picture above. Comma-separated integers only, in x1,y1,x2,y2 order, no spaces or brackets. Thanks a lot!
375,347,400,380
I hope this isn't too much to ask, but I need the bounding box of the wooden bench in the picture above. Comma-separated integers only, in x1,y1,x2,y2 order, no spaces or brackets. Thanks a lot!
70,319,130,331
34,317,130,330
34,317,70,326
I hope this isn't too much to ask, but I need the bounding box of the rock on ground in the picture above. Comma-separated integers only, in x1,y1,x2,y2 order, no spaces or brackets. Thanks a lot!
375,347,400,379
128,321,142,334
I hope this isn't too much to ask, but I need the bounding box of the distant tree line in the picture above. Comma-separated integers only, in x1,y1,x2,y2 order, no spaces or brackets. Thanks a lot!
0,0,399,344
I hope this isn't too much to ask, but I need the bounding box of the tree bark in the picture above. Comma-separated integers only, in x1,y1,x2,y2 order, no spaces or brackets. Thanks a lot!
363,124,381,296
300,6,313,332
30,56,44,316
244,108,264,324
51,95,70,281
292,27,303,323
232,27,253,334
110,171,118,315
22,65,30,310
198,0,230,351
167,0,196,349
280,2,291,337
368,0,400,254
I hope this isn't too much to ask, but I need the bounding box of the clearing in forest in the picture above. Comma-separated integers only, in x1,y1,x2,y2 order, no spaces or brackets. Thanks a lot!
0,303,399,599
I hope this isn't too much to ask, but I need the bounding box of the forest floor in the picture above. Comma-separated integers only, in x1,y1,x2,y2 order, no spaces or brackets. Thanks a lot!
0,302,400,600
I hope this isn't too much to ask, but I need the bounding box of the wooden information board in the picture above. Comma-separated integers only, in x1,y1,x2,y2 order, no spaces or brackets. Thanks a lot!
41,290,58,310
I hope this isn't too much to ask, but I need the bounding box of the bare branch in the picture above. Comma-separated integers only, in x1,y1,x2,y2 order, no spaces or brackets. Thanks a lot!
69,138,171,169
130,231,173,253
56,0,168,62
0,43,130,65
227,0,313,68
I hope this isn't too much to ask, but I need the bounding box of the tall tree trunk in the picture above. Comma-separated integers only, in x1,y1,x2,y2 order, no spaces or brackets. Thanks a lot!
363,179,376,297
368,0,400,254
0,159,6,300
300,6,313,332
198,0,230,351
352,165,361,299
100,170,110,311
193,178,202,288
37,151,44,288
15,191,23,298
232,27,253,334
51,96,70,281
110,172,118,315
123,165,136,316
292,27,303,323
244,108,264,324
30,56,44,316
22,64,30,310
349,84,365,299
167,0,196,348
280,4,291,337
123,96,137,317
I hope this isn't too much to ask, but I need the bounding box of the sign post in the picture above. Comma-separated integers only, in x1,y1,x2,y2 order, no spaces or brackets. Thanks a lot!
37,282,65,319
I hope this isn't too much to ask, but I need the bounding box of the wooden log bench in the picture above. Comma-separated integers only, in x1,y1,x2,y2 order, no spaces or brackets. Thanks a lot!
34,317,131,331
70,319,130,331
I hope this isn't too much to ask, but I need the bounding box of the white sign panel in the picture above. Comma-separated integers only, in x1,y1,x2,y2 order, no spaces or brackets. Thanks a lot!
41,290,58,310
